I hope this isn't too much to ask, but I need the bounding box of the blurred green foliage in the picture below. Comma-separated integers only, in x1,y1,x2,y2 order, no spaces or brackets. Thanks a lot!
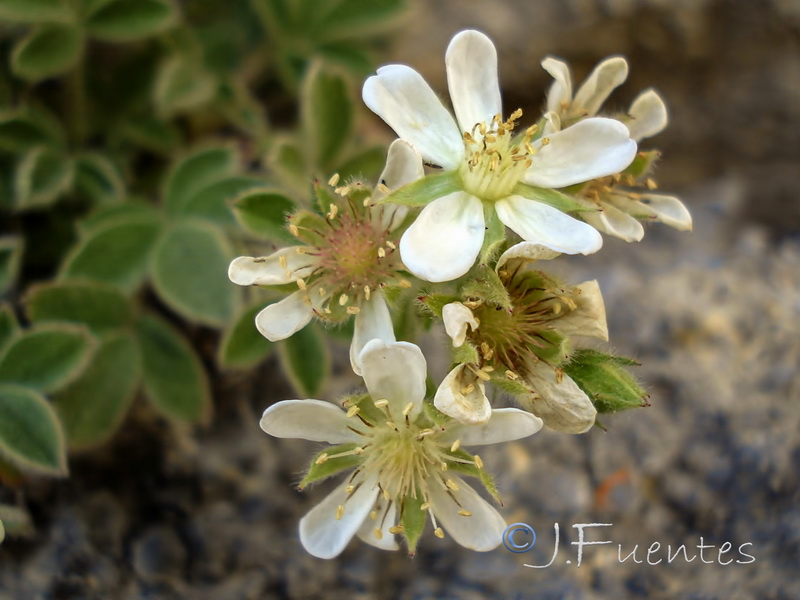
0,0,407,535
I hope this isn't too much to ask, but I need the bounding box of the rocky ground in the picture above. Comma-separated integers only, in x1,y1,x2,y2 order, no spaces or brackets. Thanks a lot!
1,0,798,598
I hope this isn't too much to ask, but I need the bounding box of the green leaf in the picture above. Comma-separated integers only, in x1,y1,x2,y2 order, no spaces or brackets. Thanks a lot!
118,115,182,155
322,0,406,39
511,182,590,214
231,188,295,242
562,349,649,414
278,323,328,397
61,214,162,293
490,372,534,397
302,61,353,170
460,265,512,311
0,236,24,294
0,304,19,353
269,138,306,190
0,324,95,393
14,146,74,210
25,280,132,334
10,23,83,82
153,54,216,118
624,150,660,179
0,106,65,154
0,0,71,23
54,332,139,449
452,341,479,366
298,443,361,489
378,171,460,207
218,300,274,370
73,153,125,205
150,220,238,327
480,205,505,264
86,0,177,42
400,491,425,555
182,176,264,224
163,145,239,215
0,384,67,476
135,314,211,424
78,201,158,234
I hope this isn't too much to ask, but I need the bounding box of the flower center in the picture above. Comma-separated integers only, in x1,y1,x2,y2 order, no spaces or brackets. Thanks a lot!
457,109,539,202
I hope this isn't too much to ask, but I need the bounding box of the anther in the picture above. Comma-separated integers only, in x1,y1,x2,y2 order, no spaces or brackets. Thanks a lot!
334,186,350,196
646,178,658,190
289,224,300,237
388,525,404,534
555,368,565,384
458,509,472,517
370,510,378,520
402,402,414,416
346,405,360,418
460,384,475,395
420,502,430,511
450,440,461,453
440,462,448,472
328,173,340,187
377,182,391,195
377,247,386,258
279,255,288,269
434,527,445,539
345,485,355,494
383,488,391,501
336,505,344,520
474,455,484,469
398,279,412,289
327,203,338,219
374,528,383,540
445,479,459,492
364,285,371,300
339,294,349,306
386,240,396,250
346,306,360,315
296,278,307,291
505,370,519,380
315,453,329,465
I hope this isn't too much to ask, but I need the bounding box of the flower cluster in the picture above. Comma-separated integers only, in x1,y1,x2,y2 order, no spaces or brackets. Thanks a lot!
229,30,688,557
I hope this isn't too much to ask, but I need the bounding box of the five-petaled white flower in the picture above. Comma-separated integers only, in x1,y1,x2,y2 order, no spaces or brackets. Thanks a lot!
541,56,692,242
228,140,423,374
362,30,638,282
260,339,543,558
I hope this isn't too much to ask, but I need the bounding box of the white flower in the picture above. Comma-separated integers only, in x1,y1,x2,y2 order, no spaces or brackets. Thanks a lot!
260,339,543,558
363,30,637,282
228,140,423,374
437,244,607,432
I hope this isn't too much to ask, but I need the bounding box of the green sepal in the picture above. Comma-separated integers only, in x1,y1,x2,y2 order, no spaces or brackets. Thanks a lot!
444,447,500,503
480,204,505,264
460,264,512,311
298,443,361,490
511,182,590,214
623,150,660,179
417,293,461,319
562,349,649,414
0,384,68,477
421,399,449,428
452,342,479,366
529,329,570,365
490,372,534,397
341,393,384,427
288,209,327,246
400,491,426,555
377,170,460,207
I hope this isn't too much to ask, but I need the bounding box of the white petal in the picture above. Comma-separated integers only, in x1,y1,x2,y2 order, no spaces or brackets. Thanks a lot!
255,291,314,341
350,292,396,376
572,56,628,117
582,201,645,242
626,89,668,141
299,475,379,559
434,364,491,425
260,399,362,443
356,498,399,551
441,407,543,446
374,139,424,230
428,475,506,551
359,339,427,422
399,192,485,282
442,302,478,347
557,280,609,341
524,117,637,188
496,241,561,272
521,361,597,433
362,64,463,169
637,194,693,231
445,30,502,133
228,249,316,286
541,57,572,115
495,195,603,255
